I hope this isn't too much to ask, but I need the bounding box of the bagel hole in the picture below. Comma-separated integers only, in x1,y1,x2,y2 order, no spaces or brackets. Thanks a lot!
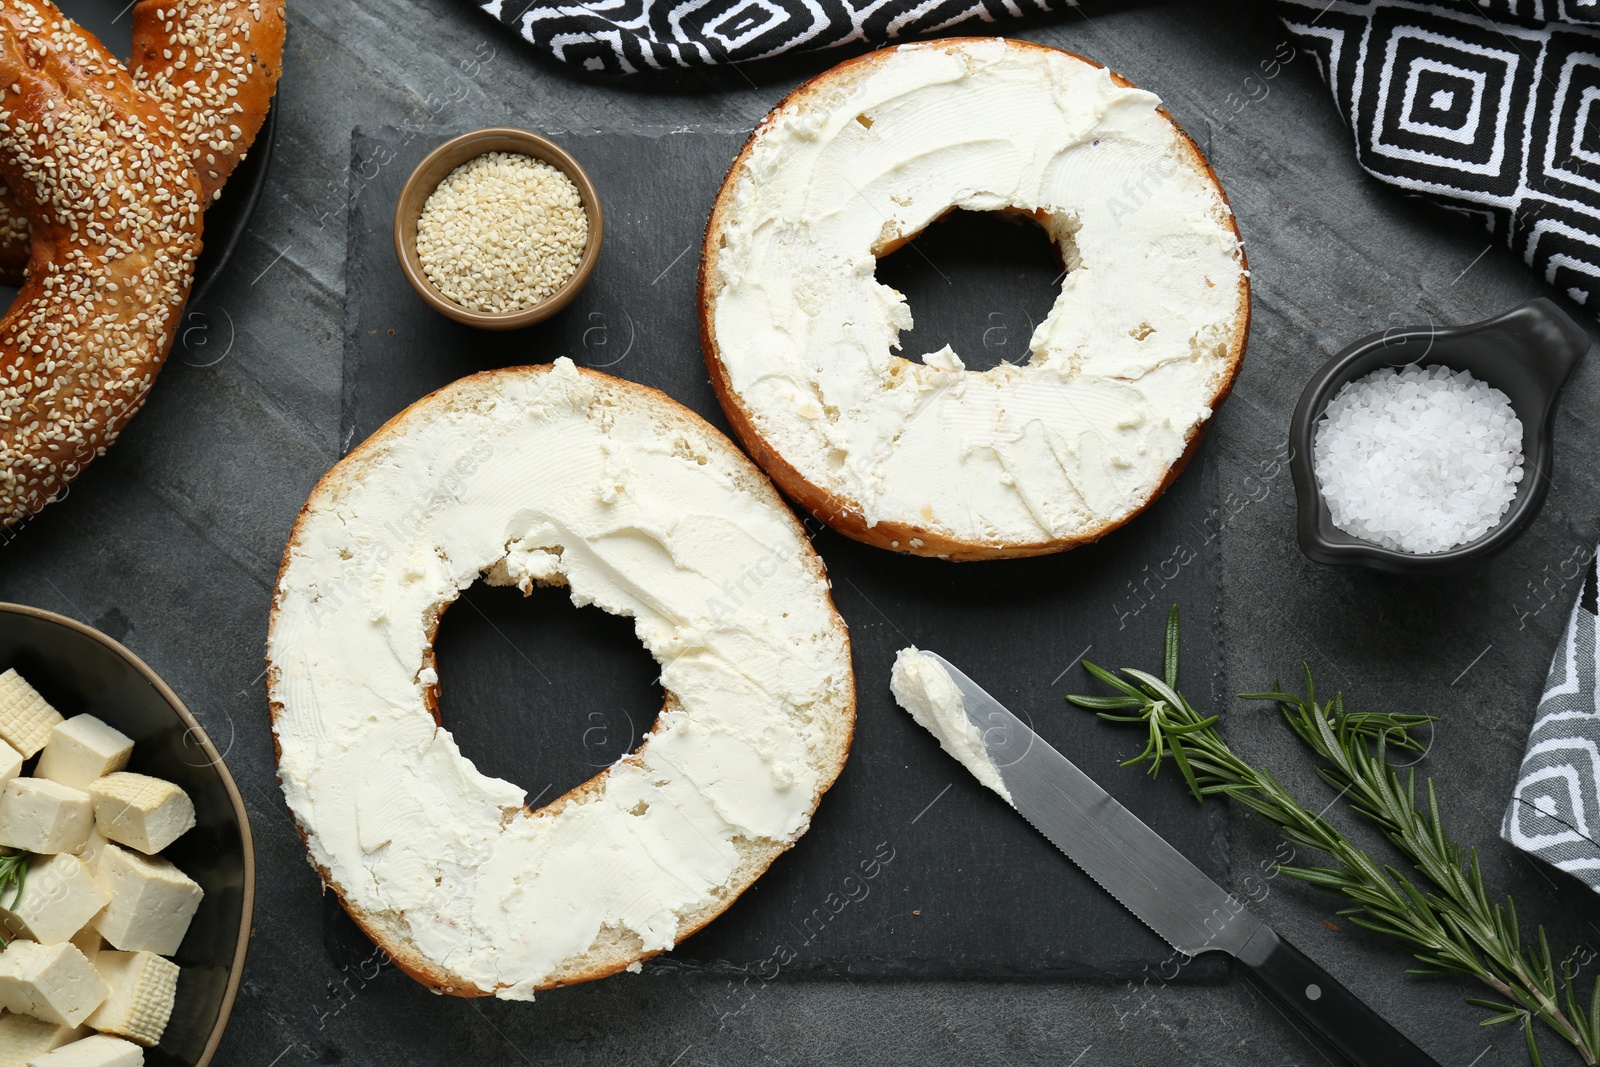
432,581,663,807
874,209,1067,373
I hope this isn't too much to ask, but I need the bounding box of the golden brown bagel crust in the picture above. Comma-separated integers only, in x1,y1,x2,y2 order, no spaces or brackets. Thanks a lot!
0,0,285,276
266,363,857,997
0,0,203,524
699,38,1251,561
131,0,285,202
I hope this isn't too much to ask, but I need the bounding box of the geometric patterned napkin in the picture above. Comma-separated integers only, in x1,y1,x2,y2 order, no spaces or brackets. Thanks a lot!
1502,550,1600,893
470,0,1078,74
472,0,1600,313
1275,0,1600,315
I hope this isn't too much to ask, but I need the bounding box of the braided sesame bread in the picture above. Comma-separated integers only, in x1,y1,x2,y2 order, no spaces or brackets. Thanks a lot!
0,0,203,521
0,0,284,284
130,0,285,202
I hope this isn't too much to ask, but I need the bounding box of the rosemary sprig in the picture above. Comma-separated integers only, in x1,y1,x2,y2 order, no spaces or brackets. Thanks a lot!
0,849,26,948
1067,605,1600,1067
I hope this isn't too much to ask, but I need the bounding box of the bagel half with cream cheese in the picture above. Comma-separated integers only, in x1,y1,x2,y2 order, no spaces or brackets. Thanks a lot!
700,37,1250,561
267,359,855,998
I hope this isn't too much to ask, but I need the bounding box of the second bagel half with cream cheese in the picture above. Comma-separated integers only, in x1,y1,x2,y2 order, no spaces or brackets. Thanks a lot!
699,37,1250,560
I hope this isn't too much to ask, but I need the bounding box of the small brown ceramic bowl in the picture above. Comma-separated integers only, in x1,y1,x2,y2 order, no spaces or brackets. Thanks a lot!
0,603,253,1067
393,128,603,330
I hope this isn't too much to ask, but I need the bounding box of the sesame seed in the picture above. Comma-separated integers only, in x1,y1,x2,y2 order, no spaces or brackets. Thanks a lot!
415,152,589,316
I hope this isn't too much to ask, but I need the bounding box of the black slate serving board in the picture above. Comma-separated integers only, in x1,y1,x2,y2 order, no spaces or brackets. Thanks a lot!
342,126,1230,980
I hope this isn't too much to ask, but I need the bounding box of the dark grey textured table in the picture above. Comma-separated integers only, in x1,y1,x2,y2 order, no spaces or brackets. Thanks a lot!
3,1,1597,1064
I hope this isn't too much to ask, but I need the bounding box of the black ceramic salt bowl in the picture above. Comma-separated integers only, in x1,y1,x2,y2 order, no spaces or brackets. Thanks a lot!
1289,298,1590,575
0,603,253,1067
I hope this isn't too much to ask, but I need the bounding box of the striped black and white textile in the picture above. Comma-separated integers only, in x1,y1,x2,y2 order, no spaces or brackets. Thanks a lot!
1503,549,1600,892
471,0,1078,74
1277,1,1600,313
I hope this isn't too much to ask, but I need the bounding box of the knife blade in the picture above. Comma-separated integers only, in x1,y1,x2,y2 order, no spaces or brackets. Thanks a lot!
919,651,1440,1067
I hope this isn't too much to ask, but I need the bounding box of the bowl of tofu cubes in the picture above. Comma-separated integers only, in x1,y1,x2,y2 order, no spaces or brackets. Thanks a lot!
0,603,253,1067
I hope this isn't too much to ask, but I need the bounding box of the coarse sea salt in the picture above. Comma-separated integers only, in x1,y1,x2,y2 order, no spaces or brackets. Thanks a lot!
1313,364,1524,554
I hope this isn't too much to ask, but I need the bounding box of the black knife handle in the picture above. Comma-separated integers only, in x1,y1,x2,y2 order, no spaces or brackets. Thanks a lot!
1237,925,1439,1067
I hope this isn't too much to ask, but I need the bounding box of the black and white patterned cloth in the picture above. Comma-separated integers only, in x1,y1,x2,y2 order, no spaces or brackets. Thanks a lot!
471,0,1077,73
1277,1,1600,313
1503,548,1600,892
471,0,1600,312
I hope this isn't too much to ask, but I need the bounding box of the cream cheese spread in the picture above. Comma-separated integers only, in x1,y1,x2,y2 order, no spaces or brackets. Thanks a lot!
706,38,1248,550
890,648,1011,804
268,359,853,999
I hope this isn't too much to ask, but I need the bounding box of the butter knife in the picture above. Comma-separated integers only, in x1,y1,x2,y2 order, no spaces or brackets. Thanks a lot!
916,651,1440,1067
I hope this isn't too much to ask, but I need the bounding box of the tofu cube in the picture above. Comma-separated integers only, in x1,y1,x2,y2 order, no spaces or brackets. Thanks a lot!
0,670,64,759
91,847,202,956
0,941,106,1027
0,854,108,945
87,775,193,856
84,951,176,1047
0,1011,90,1067
0,742,20,789
0,780,93,854
36,718,132,792
26,1034,142,1067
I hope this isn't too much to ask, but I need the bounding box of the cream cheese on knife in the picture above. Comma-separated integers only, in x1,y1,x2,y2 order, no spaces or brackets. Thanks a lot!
890,648,1012,804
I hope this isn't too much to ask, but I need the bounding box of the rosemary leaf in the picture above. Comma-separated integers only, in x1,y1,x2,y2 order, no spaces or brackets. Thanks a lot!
0,850,27,948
